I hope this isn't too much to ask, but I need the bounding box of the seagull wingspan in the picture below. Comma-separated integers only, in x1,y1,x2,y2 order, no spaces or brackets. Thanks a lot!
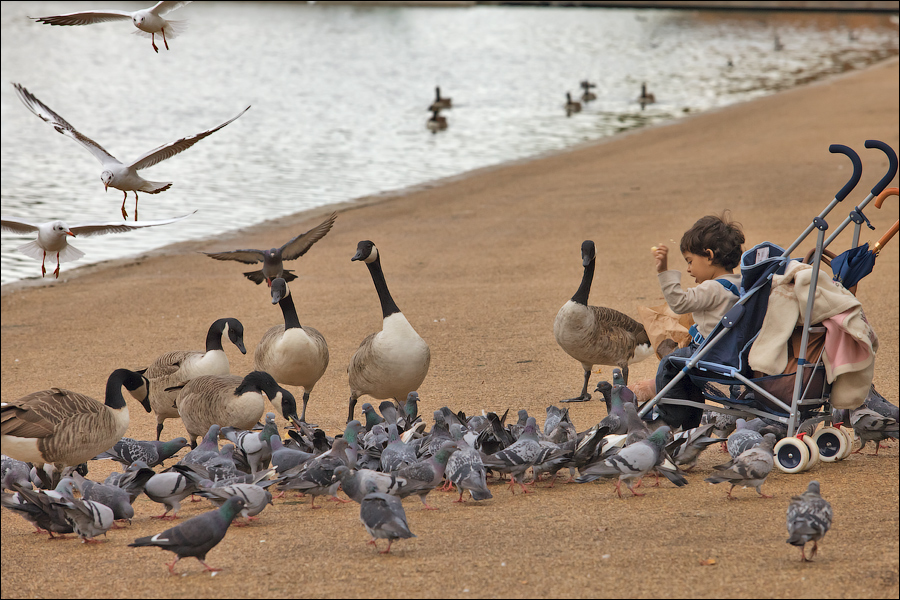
1,217,40,234
152,1,193,17
69,212,196,237
13,83,120,167
128,106,251,171
280,213,337,260
31,10,134,27
201,249,266,264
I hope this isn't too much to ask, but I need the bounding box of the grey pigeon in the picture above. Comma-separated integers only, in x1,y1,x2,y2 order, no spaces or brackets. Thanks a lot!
2,456,33,491
703,410,738,442
381,423,417,472
204,443,240,482
575,426,673,497
103,460,157,503
622,401,650,446
402,392,421,428
94,436,189,467
332,465,408,503
704,433,777,499
786,480,833,562
202,212,336,286
393,441,458,509
143,471,201,519
222,413,278,474
848,406,899,455
446,424,492,502
197,481,274,522
72,472,135,522
727,418,764,458
667,424,720,471
481,417,549,494
378,401,400,430
269,436,315,474
598,386,628,435
276,438,350,508
361,402,385,432
864,385,899,422
129,496,246,575
53,497,115,543
1,479,75,537
179,424,220,464
360,492,416,554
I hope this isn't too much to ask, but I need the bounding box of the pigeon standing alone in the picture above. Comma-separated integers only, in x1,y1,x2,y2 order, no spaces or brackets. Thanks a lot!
360,492,416,554
786,480,833,562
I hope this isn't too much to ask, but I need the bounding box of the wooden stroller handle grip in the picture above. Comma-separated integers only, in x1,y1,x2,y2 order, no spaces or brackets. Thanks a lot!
873,221,899,255
874,187,897,208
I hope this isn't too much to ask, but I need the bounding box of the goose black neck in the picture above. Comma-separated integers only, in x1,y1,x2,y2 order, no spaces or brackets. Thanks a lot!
571,257,594,305
367,256,401,319
105,369,136,410
278,294,302,330
206,319,228,351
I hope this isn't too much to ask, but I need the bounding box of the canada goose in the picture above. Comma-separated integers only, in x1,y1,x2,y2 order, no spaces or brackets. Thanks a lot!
554,240,653,402
428,86,452,111
140,317,247,441
254,278,329,425
638,82,655,109
174,371,299,448
427,109,448,133
1,369,150,474
201,212,337,287
580,80,597,103
565,92,581,116
347,240,431,424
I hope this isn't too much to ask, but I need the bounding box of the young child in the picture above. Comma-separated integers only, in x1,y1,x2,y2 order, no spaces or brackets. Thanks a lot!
650,213,745,430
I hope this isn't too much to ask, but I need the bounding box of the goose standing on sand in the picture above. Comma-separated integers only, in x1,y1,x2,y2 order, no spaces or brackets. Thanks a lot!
1,369,150,476
140,318,246,441
347,241,431,424
554,240,653,402
201,213,336,287
174,371,300,448
255,278,329,425
638,82,655,109
428,86,452,111
565,92,581,116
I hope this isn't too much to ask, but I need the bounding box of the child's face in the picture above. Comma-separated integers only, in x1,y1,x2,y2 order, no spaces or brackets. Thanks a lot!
683,251,716,284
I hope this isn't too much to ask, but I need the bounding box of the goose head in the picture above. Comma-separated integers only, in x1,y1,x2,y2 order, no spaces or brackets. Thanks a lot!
352,240,378,264
117,368,152,413
270,277,292,304
216,317,247,354
581,240,596,267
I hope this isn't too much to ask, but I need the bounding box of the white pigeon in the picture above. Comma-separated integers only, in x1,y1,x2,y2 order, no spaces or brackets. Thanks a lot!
31,1,193,53
1,213,194,279
13,83,249,220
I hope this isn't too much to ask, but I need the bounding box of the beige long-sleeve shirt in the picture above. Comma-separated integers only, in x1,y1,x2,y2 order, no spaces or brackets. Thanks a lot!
657,270,742,338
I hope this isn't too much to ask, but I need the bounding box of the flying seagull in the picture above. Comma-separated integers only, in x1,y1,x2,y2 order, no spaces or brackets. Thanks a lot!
202,213,337,286
1,213,195,278
13,83,249,221
31,1,194,53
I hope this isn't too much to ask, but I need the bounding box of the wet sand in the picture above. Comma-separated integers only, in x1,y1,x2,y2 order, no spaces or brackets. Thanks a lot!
1,57,898,599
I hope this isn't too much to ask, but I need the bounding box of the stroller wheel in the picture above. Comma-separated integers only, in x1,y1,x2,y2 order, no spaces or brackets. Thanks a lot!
837,426,855,459
812,426,849,462
798,433,820,470
774,437,810,473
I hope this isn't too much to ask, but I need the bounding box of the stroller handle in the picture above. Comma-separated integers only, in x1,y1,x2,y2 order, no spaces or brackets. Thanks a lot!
864,140,898,197
828,144,862,202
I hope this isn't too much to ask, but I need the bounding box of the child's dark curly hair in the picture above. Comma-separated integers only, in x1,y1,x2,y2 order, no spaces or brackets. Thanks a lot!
680,212,745,269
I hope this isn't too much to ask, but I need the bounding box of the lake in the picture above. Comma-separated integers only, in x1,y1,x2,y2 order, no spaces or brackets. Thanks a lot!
1,1,897,285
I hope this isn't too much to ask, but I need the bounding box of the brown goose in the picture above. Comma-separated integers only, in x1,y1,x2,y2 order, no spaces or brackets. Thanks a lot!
1,369,150,472
428,86,452,111
565,92,582,116
254,278,329,425
554,240,653,402
638,82,656,109
347,241,430,424
140,317,246,441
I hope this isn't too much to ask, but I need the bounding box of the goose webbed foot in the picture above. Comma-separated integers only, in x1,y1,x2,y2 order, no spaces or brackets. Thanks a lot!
561,393,591,403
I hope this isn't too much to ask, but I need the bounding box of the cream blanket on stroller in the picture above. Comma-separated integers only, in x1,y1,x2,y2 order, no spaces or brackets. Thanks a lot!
747,260,878,409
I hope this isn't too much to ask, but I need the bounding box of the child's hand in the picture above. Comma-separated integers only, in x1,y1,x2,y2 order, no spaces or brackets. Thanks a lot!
652,244,669,273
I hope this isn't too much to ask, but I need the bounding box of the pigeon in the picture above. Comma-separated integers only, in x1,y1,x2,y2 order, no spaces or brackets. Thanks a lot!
31,1,194,53
359,492,416,554
597,385,629,436
446,424,492,503
103,460,157,503
667,424,720,471
786,480,833,562
204,444,240,482
72,472,135,522
575,426,674,498
268,436,314,475
276,438,350,508
393,441,458,509
1,456,32,491
848,407,899,455
12,83,249,220
129,496,246,575
1,214,194,278
143,471,201,519
703,410,739,448
94,436,189,468
202,213,336,287
179,425,220,466
1,479,76,537
381,424,417,472
332,466,408,504
481,417,549,494
222,416,278,475
361,403,385,432
726,418,764,458
53,497,115,543
704,433,777,499
197,482,274,523
864,385,899,422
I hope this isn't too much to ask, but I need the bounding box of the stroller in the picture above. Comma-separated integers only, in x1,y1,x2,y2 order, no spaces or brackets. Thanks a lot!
638,140,897,473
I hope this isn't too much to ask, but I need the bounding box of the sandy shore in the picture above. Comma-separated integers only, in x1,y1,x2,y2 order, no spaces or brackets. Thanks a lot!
2,56,898,599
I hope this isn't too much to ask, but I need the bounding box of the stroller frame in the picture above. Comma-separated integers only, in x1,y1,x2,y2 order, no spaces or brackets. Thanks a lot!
638,140,898,438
